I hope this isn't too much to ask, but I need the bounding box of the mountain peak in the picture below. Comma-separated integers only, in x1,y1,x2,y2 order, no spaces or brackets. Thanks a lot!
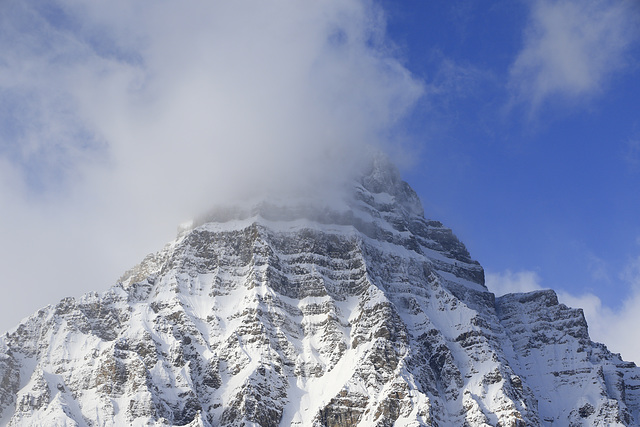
185,150,424,233
1,156,639,426
359,151,424,218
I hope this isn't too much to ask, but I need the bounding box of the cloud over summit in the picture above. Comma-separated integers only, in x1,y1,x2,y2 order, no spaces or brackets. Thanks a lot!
0,0,423,331
2,0,423,205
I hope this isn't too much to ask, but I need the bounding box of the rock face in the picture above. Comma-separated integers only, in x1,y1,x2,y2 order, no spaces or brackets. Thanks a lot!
1,155,639,426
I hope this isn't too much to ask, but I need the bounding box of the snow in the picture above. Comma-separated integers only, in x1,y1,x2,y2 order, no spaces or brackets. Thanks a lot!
282,344,368,426
1,165,638,426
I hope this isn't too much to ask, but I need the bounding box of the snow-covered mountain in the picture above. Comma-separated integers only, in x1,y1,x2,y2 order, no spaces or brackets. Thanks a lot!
1,154,639,426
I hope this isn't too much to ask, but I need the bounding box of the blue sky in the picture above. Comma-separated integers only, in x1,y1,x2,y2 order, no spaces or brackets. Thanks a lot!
1,0,639,362
388,0,640,362
384,0,640,299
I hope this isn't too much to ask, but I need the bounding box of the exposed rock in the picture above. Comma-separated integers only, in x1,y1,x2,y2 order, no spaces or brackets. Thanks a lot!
0,156,638,426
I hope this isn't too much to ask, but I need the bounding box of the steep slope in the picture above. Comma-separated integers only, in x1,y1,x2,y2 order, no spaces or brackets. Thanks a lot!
496,291,640,426
0,155,638,426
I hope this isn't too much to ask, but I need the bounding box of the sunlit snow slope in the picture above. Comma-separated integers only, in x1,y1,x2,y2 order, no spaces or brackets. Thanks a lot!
1,155,639,426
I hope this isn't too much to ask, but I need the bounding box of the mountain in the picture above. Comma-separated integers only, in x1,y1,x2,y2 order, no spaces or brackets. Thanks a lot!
1,154,639,426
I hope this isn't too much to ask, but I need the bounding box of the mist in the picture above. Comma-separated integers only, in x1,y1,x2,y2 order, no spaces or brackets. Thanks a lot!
0,0,423,332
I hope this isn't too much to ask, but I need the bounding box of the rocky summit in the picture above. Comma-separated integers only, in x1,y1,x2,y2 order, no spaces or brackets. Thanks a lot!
1,155,639,426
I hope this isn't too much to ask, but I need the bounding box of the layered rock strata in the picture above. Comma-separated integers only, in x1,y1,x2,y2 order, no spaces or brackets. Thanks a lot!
0,156,638,426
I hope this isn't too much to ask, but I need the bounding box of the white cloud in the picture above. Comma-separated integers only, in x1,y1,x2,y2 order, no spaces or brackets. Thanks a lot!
0,0,423,332
587,252,611,283
485,269,544,296
509,0,639,111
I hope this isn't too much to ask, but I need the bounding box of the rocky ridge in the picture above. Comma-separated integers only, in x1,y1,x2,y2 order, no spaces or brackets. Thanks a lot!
0,155,639,426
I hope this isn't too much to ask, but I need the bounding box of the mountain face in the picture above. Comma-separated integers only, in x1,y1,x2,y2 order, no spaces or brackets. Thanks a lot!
1,155,639,427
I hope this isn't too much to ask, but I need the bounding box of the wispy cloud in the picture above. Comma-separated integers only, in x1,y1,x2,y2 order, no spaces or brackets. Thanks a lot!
508,0,639,112
1,0,424,202
587,252,611,283
485,269,544,295
624,135,640,170
0,0,423,331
